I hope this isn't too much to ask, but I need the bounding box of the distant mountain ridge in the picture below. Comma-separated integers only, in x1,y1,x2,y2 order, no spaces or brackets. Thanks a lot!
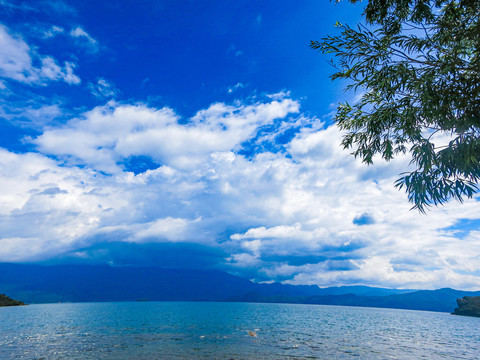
226,288,480,313
1,263,478,313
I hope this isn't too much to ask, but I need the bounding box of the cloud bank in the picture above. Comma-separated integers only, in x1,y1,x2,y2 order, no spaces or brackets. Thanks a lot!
1,94,479,290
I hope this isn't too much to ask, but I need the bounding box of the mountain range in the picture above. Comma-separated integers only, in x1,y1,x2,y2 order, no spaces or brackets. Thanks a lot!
1,263,479,313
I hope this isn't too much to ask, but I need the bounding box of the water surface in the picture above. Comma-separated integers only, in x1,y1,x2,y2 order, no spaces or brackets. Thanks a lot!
1,301,479,359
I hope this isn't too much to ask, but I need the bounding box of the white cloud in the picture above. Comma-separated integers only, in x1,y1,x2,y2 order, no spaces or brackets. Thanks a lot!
43,25,64,38
88,78,118,99
39,57,80,84
35,98,300,172
0,24,35,83
70,26,98,52
2,95,480,289
0,24,80,85
0,98,65,128
227,82,244,93
0,149,111,260
135,217,202,242
20,104,62,123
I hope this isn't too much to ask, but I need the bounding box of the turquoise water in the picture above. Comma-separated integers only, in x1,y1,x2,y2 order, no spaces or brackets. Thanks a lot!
1,302,479,359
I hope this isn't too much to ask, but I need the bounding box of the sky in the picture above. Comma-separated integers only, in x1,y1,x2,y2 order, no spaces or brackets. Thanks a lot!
1,0,479,290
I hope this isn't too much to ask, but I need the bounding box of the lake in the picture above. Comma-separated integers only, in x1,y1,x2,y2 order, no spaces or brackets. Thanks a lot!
1,301,479,359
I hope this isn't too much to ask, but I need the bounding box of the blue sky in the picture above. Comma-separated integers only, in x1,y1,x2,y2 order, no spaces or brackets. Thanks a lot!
1,0,479,290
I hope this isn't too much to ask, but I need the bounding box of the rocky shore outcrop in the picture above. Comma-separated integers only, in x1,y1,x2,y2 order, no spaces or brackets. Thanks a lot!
0,293,25,307
452,296,480,317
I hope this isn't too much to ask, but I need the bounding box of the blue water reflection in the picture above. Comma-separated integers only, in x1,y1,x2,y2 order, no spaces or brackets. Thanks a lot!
1,302,479,359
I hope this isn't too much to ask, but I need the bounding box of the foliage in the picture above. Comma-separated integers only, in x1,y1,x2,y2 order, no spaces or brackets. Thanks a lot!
311,0,480,212
0,293,25,307
452,296,480,317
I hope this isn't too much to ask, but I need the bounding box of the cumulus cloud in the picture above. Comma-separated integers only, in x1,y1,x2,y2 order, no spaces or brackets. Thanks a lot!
1,95,480,290
0,149,107,260
35,98,300,172
0,24,80,85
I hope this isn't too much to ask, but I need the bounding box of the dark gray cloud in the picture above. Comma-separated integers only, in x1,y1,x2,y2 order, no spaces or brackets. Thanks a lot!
50,241,227,269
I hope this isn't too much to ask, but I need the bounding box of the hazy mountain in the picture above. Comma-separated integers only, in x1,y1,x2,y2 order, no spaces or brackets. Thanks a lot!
1,263,478,313
226,288,480,313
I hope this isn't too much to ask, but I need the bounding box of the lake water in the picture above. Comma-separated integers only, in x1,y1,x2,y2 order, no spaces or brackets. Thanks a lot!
1,301,479,359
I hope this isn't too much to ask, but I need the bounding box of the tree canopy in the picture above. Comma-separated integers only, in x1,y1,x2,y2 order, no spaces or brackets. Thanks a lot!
311,0,480,212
